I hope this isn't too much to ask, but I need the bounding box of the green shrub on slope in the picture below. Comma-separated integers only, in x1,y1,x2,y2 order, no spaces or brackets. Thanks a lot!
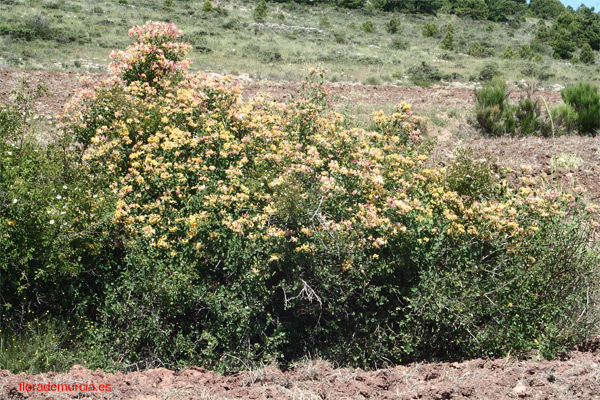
2,22,599,372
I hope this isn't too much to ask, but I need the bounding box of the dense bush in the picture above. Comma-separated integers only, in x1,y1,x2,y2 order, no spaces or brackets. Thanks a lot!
2,22,599,373
541,7,600,59
253,0,268,22
452,0,489,20
408,61,443,86
385,16,400,34
474,78,515,135
440,31,455,50
560,82,600,135
474,78,545,136
486,0,526,22
529,0,564,19
0,83,120,372
580,43,595,65
422,22,439,38
551,30,576,59
337,0,365,9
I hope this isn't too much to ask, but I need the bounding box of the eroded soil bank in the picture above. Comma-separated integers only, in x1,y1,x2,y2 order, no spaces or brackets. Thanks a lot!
2,340,600,399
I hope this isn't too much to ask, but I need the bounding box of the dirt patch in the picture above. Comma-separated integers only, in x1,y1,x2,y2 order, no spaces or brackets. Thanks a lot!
432,135,600,204
0,69,563,116
2,340,600,399
0,69,104,119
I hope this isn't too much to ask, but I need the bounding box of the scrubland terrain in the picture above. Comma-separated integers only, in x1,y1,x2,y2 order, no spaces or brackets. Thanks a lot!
1,0,600,87
2,1,600,399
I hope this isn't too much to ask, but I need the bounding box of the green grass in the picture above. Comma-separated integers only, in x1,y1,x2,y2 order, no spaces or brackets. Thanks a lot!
1,0,599,88
0,322,79,373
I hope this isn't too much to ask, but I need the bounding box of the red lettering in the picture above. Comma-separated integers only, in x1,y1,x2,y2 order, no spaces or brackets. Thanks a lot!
17,381,107,392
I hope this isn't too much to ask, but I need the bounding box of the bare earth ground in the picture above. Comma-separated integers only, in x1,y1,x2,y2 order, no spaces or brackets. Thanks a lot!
1,341,600,399
0,69,563,120
1,69,600,399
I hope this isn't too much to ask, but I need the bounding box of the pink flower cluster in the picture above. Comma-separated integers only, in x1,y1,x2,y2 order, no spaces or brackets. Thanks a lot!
128,21,182,43
109,21,192,86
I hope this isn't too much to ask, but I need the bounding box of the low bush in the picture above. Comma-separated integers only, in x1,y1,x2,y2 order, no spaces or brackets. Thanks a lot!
469,42,493,57
390,37,408,50
360,20,375,33
253,0,268,23
440,31,455,51
552,103,579,134
479,63,499,81
319,15,331,29
518,44,534,60
580,43,595,65
501,45,517,59
474,77,515,135
408,61,443,86
444,146,500,202
385,16,400,34
515,97,543,135
422,22,439,37
474,79,545,136
0,16,53,41
560,82,600,135
259,48,283,63
202,0,214,13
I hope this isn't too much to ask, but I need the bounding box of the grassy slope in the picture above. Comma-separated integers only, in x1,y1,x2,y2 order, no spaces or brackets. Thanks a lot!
1,0,599,88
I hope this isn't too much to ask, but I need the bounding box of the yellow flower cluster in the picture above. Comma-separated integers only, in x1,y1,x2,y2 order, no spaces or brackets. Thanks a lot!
62,22,595,272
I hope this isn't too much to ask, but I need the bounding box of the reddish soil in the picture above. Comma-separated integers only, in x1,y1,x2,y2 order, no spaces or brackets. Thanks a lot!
243,80,563,112
0,69,563,117
2,340,600,399
425,135,600,210
1,69,599,399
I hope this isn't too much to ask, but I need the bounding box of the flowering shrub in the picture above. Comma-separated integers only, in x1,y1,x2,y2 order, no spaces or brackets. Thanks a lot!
0,83,120,372
109,21,191,88
10,21,598,370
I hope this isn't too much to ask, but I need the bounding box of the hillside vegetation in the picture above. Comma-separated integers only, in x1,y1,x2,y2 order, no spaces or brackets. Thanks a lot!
1,21,599,374
0,0,600,87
